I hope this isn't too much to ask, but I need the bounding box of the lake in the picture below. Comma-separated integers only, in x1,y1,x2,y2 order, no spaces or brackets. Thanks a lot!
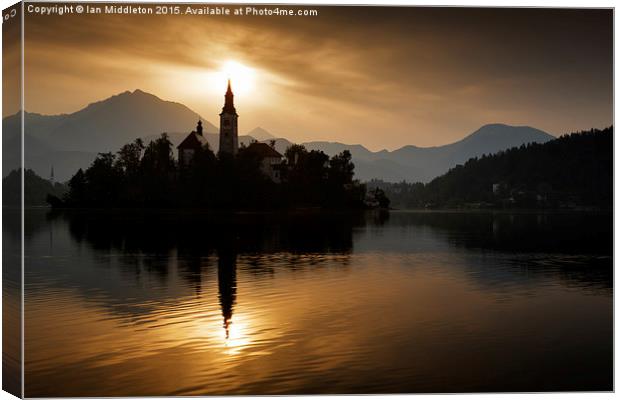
8,209,613,395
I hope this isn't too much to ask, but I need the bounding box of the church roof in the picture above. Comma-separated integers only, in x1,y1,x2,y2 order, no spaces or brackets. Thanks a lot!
221,79,237,115
177,131,207,149
244,142,283,158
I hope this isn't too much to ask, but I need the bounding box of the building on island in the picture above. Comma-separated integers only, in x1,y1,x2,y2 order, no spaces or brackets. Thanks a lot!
244,142,285,183
177,120,208,167
219,79,239,156
177,80,239,165
177,80,284,182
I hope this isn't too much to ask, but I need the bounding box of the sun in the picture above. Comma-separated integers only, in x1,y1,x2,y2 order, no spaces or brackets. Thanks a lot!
217,60,256,96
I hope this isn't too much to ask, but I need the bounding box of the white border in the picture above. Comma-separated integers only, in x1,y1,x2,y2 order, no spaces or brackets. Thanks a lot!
0,1,615,400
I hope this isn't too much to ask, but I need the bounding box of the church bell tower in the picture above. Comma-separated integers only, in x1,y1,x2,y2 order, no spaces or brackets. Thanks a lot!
219,79,239,156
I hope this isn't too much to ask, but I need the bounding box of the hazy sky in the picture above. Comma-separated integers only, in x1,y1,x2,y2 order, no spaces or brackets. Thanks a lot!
11,6,614,150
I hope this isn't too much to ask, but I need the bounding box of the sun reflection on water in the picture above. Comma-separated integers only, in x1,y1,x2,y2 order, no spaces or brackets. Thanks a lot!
219,316,252,355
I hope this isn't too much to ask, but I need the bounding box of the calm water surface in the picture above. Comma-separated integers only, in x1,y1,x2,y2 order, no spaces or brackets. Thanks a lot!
15,209,612,395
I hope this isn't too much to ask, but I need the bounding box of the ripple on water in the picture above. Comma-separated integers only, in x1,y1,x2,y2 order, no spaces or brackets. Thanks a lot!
21,210,612,395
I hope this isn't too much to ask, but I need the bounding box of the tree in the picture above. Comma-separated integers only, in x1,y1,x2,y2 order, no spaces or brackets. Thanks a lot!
53,132,375,211
329,150,355,185
179,143,217,206
141,133,175,175
371,187,391,209
84,153,122,206
115,138,146,205
140,133,177,206
116,138,145,176
367,127,612,210
65,168,87,206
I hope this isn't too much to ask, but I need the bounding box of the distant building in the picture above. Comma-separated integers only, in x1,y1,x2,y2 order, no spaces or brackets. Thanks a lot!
244,142,284,182
492,182,508,196
177,120,207,166
219,79,239,156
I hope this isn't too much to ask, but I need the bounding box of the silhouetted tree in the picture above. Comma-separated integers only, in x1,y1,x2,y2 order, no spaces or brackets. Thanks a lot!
140,133,177,206
85,153,122,206
329,150,354,185
116,138,145,175
178,143,217,207
371,187,391,209
115,138,145,205
65,168,87,206
235,146,278,209
56,133,372,210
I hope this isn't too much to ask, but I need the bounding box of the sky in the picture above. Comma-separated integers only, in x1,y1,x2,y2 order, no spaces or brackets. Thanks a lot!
7,5,614,150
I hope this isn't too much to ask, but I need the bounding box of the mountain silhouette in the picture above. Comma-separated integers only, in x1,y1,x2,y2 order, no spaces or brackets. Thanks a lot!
380,124,555,182
263,124,554,182
246,126,276,141
3,90,555,183
3,90,218,153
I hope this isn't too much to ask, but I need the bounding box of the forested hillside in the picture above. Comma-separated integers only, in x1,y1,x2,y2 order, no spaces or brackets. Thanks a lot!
368,127,612,210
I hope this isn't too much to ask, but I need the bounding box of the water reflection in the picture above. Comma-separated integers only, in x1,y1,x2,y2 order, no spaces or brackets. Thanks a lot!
3,209,22,397
218,247,237,339
25,211,369,345
18,209,612,395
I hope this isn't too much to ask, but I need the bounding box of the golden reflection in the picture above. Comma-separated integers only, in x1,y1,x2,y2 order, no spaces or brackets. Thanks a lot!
24,253,500,396
218,315,252,355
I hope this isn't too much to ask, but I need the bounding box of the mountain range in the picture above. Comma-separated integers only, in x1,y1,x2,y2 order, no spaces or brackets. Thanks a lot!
3,89,555,183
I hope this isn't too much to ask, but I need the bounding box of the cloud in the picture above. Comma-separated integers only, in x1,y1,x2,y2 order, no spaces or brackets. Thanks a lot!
19,7,612,149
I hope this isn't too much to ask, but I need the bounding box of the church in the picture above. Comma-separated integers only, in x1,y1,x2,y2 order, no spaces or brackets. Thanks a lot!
177,80,284,181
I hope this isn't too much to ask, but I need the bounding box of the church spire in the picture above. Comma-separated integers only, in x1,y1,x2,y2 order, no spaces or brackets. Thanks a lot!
219,78,239,155
222,79,236,114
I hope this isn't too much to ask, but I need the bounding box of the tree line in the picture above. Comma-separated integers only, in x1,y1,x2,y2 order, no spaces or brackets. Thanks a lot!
368,127,612,210
48,134,375,210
